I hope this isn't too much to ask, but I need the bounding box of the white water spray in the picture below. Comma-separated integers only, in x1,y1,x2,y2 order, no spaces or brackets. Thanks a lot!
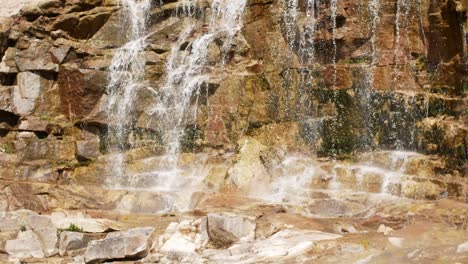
149,0,248,190
105,0,152,180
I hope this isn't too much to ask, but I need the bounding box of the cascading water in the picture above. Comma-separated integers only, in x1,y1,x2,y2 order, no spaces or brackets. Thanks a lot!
148,0,247,191
105,0,152,181
393,0,410,85
100,0,447,215
330,0,338,87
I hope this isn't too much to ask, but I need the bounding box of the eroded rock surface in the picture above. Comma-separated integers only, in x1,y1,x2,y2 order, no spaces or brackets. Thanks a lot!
0,0,466,263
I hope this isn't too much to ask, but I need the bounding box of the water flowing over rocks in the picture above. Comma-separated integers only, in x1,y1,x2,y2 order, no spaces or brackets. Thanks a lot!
0,0,467,263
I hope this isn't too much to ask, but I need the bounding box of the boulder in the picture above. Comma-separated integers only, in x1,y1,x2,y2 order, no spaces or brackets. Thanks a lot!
15,40,58,72
207,213,256,245
401,180,444,200
228,137,271,190
5,230,45,259
159,233,199,260
457,241,468,253
158,219,207,262
377,224,394,236
76,140,100,160
4,213,59,259
251,229,341,258
0,47,17,73
84,227,154,264
50,213,114,233
12,71,53,116
59,231,102,256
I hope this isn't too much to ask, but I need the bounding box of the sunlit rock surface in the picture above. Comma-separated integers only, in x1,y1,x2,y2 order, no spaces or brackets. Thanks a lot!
0,0,466,263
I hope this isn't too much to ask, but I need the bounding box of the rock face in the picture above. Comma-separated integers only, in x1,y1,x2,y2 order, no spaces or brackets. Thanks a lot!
0,0,464,184
0,0,466,262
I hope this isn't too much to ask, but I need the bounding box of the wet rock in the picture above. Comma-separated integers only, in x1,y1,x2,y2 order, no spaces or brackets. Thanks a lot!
84,227,154,264
401,180,444,200
0,47,18,73
228,137,271,190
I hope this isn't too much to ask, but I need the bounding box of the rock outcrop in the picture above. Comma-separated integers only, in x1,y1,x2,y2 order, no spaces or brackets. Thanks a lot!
0,0,466,263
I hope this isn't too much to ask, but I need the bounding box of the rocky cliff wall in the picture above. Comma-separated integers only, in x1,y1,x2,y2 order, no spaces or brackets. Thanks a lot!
0,0,466,195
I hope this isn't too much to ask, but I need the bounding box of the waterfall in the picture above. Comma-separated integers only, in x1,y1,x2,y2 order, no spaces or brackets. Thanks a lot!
393,0,410,85
105,0,152,179
148,0,247,191
299,0,317,64
283,0,298,50
330,0,338,87
358,0,380,149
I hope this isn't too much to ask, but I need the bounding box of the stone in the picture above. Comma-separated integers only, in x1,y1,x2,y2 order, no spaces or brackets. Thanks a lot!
228,137,271,190
26,215,58,256
401,180,444,200
59,232,96,256
76,140,100,160
159,233,199,260
12,72,53,116
157,219,207,262
252,229,341,259
5,230,45,259
15,40,58,72
57,66,107,119
52,12,112,40
388,237,404,248
377,224,393,236
14,139,76,162
207,213,256,245
50,214,113,233
0,47,17,73
456,241,468,253
18,117,49,132
84,227,154,264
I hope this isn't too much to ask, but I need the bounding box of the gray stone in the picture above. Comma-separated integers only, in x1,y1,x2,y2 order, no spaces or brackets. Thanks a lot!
15,40,58,72
84,227,155,264
5,230,45,259
18,117,49,132
0,47,18,73
76,140,100,160
12,72,52,116
2,211,58,259
207,213,256,244
59,231,101,257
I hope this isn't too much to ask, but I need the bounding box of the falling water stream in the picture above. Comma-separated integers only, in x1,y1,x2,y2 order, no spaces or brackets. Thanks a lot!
105,0,152,180
102,0,450,213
